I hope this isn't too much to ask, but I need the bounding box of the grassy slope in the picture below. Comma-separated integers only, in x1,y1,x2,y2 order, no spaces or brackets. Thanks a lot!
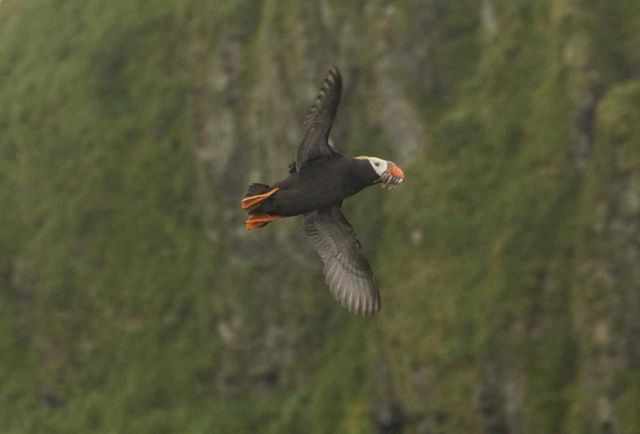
380,6,578,431
0,2,232,433
379,2,640,433
1,1,639,433
0,1,373,433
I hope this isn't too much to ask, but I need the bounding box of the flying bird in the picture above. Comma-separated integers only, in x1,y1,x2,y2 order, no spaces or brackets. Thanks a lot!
240,66,405,316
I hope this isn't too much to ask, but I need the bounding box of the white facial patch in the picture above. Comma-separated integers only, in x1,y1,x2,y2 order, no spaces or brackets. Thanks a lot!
355,156,403,188
366,157,388,177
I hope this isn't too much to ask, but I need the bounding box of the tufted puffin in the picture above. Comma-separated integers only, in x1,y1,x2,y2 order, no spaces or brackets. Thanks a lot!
240,66,405,316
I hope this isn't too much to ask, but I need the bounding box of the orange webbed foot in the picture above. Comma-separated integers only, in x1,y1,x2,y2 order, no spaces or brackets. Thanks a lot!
240,187,280,210
245,214,282,231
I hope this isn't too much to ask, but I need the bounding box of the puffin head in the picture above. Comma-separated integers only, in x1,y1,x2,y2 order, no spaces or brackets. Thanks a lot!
355,156,405,188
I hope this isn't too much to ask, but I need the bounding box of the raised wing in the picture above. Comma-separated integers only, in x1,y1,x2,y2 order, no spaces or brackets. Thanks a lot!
304,206,381,316
296,66,342,170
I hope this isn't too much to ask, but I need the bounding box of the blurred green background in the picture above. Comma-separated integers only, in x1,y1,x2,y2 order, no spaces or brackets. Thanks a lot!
2,1,640,433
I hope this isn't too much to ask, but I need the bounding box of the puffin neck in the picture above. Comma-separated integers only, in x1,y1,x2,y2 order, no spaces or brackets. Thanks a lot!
351,158,380,187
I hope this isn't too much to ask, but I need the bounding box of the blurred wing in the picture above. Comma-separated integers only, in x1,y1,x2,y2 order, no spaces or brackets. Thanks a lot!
304,206,381,316
296,66,342,170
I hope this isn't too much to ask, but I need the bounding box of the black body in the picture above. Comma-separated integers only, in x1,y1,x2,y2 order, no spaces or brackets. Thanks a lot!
257,157,377,216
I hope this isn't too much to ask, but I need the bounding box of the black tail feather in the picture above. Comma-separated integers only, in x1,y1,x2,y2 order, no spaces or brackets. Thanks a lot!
245,183,271,197
242,183,277,214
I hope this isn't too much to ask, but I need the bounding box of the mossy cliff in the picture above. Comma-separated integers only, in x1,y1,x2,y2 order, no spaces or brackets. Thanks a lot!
1,1,639,433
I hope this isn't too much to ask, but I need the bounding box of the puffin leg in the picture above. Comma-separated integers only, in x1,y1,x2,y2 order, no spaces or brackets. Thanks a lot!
245,214,282,231
240,187,280,209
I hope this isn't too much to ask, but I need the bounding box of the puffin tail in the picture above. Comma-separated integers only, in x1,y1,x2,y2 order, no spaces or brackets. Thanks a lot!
241,183,281,230
245,183,272,198
241,183,279,210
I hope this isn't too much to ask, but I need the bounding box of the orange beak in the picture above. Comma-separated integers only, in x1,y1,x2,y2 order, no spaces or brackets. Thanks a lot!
388,162,405,181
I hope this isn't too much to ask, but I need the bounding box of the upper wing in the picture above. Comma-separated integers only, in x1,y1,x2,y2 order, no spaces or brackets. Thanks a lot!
304,206,381,316
296,66,343,170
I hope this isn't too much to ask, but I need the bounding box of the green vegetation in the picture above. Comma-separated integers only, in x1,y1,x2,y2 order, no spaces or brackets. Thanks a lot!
1,1,639,433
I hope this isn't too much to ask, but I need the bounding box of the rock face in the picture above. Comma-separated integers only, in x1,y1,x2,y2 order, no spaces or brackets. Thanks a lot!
1,1,639,433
